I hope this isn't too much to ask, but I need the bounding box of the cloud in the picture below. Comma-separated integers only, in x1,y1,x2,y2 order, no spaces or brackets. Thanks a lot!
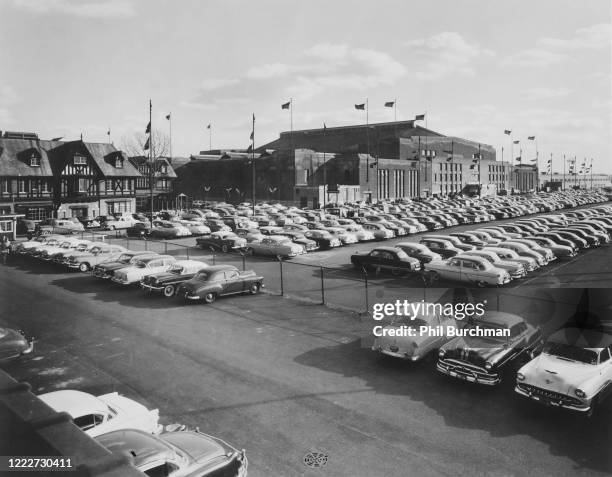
198,78,240,91
522,87,572,101
502,23,610,68
178,101,219,111
404,32,495,80
501,49,567,68
246,63,298,80
11,0,136,18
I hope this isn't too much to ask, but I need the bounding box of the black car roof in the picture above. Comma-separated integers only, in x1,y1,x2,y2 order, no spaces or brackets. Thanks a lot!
96,429,178,468
202,265,239,273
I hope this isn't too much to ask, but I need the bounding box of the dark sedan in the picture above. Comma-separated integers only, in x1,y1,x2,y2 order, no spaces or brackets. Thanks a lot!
351,246,421,275
395,242,443,264
177,265,264,303
141,260,209,297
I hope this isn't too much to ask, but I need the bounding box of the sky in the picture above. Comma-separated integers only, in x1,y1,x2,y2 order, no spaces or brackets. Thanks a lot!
1,0,610,172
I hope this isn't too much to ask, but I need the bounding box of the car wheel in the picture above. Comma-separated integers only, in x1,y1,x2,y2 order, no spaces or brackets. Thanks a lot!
391,267,402,276
221,244,229,253
109,225,116,231
203,292,217,304
79,262,90,272
249,283,261,294
476,280,487,288
163,285,175,298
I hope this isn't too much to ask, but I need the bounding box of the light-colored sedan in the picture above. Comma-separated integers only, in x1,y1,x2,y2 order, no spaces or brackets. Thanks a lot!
363,222,395,240
39,390,161,437
482,247,539,272
460,250,527,278
176,219,211,236
372,306,458,361
343,224,376,241
67,244,128,272
112,254,177,285
245,235,305,258
424,255,511,287
32,237,84,260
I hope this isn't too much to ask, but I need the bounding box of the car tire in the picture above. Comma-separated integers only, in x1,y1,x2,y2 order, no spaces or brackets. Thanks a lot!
221,244,229,253
163,285,175,298
476,280,487,288
79,262,90,272
249,283,261,294
203,292,217,304
109,225,116,231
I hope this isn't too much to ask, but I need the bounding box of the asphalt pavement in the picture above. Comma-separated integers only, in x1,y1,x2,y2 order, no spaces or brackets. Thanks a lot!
1,261,611,477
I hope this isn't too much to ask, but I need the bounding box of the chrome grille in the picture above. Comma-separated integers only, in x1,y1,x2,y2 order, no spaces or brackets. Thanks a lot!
518,384,582,406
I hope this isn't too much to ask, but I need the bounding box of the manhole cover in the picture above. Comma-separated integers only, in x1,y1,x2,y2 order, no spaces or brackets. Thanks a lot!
303,451,328,468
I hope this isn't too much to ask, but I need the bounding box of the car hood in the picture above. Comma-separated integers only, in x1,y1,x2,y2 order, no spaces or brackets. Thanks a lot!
145,271,193,284
163,431,234,465
0,329,30,357
441,336,509,365
521,353,601,394
375,326,439,349
98,392,151,416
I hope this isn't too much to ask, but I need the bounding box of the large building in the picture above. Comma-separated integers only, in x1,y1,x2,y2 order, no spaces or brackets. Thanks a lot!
0,131,141,220
540,171,611,191
175,120,529,206
129,156,177,211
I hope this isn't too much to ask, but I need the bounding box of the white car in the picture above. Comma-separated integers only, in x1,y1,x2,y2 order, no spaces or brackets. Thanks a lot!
105,215,139,230
176,219,211,236
112,254,177,285
39,389,161,437
67,244,128,272
516,327,612,417
31,237,84,259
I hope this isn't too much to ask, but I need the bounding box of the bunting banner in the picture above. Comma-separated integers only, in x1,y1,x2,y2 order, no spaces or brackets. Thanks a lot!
528,136,535,140
513,140,520,144
206,124,211,129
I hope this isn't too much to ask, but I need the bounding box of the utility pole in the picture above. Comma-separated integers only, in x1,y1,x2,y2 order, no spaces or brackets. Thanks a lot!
251,114,255,215
149,100,153,222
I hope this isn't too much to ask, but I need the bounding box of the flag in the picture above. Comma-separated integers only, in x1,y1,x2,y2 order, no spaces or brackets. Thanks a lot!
51,137,63,141
415,114,425,120
144,137,150,151
206,124,211,129
515,157,522,161
528,136,535,140
145,121,151,134
250,131,254,141
323,123,327,134
446,157,453,162
547,159,551,163
513,140,520,144
355,103,365,110
166,113,171,120
107,129,110,136
281,101,291,110
472,153,481,159
252,113,255,122
246,145,253,153
384,101,395,107
530,158,538,162
504,130,512,135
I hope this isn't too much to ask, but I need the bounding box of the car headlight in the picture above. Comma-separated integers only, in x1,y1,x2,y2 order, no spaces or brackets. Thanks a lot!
485,362,493,370
438,349,446,358
575,389,586,398
516,372,525,381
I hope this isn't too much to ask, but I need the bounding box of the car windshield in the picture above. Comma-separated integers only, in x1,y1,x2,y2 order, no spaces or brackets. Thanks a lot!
465,321,508,342
117,254,132,262
395,250,410,260
543,342,599,364
195,271,211,280
169,266,184,274
134,261,147,268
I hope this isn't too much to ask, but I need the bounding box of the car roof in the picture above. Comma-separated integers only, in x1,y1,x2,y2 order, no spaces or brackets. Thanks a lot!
548,327,612,348
371,246,403,253
38,390,106,417
202,265,239,273
137,254,174,263
96,429,178,468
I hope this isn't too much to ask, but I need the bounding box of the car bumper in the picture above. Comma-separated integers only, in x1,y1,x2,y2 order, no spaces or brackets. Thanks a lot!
141,283,165,292
436,360,500,385
515,384,590,412
111,277,133,285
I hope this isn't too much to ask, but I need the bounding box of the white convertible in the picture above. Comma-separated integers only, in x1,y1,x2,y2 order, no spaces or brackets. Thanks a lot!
515,327,612,417
112,254,177,285
39,389,161,437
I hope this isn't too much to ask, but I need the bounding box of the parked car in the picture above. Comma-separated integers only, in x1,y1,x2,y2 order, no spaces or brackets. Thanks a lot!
51,240,93,263
104,215,139,231
95,428,248,477
141,260,209,297
15,234,64,255
178,265,264,303
419,238,462,259
0,325,33,363
524,236,577,258
150,220,191,239
92,251,159,279
59,241,107,266
126,221,152,237
460,250,527,279
245,235,305,258
395,242,442,264
37,218,85,235
422,235,476,252
39,390,161,437
424,255,511,287
66,244,128,272
76,217,101,228
177,219,211,236
372,305,458,361
505,238,556,263
196,231,247,252
302,229,342,249
362,222,395,240
276,231,319,252
437,312,544,385
515,327,612,417
112,255,177,285
482,246,538,272
350,246,421,275
31,237,84,259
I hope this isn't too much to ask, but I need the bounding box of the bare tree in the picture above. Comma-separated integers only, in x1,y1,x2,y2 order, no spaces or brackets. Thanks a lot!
121,129,170,158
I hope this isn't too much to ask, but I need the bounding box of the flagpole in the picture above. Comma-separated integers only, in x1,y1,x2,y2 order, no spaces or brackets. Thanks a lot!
209,125,212,151
394,98,397,122
168,114,172,160
323,124,327,209
290,98,293,148
366,98,370,187
549,153,553,186
251,114,255,215
108,127,111,144
590,158,593,189
149,99,154,220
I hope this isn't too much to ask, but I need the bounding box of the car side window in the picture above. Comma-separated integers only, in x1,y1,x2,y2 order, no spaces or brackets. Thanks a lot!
600,347,610,363
73,413,104,431
144,462,179,477
448,259,460,267
510,323,527,337
225,270,239,280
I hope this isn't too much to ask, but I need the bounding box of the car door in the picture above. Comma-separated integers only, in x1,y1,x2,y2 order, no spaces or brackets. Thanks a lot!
223,269,244,294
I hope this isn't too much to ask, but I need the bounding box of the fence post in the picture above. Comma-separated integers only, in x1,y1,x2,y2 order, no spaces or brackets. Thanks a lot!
278,255,284,296
145,239,148,251
164,242,168,254
209,246,216,265
320,265,325,305
242,252,246,271
363,267,369,314
186,245,190,259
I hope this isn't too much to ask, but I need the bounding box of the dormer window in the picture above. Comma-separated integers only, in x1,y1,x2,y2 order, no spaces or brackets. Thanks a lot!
74,155,87,165
30,154,40,167
115,158,123,168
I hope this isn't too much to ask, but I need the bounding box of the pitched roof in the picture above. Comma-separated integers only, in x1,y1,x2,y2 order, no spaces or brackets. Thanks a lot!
0,138,54,177
82,142,140,177
128,156,177,178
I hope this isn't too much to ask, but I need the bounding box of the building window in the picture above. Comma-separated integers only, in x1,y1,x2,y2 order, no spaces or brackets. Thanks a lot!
74,155,87,165
160,164,168,174
18,180,26,193
115,158,123,168
123,179,131,191
0,220,13,232
0,180,9,194
30,154,40,167
78,178,87,192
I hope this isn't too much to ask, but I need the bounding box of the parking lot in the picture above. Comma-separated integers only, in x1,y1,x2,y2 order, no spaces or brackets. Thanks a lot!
1,259,611,476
